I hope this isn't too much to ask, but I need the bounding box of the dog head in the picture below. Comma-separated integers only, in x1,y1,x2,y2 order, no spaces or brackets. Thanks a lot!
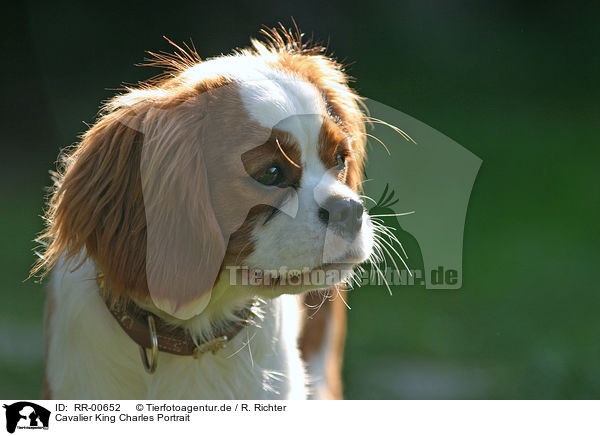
36,30,374,319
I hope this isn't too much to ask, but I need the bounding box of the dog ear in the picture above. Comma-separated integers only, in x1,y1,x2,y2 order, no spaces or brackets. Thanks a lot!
37,104,151,300
140,97,227,318
37,93,226,319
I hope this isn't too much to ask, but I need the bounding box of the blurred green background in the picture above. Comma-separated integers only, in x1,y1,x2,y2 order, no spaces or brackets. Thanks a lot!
1,1,598,399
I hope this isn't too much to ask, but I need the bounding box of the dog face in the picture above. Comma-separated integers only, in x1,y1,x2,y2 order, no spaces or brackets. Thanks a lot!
236,109,374,280
35,32,373,319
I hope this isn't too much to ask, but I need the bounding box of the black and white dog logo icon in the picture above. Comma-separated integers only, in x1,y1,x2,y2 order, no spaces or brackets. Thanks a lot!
3,402,50,433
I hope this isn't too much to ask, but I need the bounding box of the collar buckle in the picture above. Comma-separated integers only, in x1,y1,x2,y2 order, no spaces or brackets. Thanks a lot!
193,336,229,358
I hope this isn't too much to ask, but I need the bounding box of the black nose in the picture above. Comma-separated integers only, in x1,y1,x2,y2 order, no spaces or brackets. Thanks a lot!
318,197,364,239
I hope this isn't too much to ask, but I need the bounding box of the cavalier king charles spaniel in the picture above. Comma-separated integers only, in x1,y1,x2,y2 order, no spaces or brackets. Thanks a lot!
34,28,374,400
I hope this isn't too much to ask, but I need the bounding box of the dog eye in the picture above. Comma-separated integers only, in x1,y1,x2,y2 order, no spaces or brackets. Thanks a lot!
256,165,284,186
336,152,347,171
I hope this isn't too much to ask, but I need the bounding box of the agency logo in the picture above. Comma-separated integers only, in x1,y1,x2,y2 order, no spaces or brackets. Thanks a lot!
361,98,481,291
114,80,480,318
2,402,50,434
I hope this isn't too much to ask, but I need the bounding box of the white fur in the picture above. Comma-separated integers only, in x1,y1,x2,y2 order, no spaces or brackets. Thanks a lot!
46,256,307,399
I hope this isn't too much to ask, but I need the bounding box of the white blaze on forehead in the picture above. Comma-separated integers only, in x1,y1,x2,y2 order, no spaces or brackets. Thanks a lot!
238,75,324,130
181,56,327,165
182,55,326,124
236,69,326,165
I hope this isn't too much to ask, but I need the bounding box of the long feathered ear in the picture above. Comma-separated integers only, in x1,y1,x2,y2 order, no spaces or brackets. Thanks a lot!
139,97,227,319
33,104,150,298
34,93,226,319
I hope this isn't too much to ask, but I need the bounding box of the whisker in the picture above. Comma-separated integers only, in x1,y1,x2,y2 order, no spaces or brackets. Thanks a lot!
370,211,415,217
371,261,392,296
276,138,301,168
336,287,351,310
304,290,332,319
382,233,408,261
374,224,403,246
373,233,412,277
372,223,411,271
372,236,402,279
365,116,417,144
359,194,377,205
226,331,257,359
371,239,388,274
246,329,254,367
366,133,391,155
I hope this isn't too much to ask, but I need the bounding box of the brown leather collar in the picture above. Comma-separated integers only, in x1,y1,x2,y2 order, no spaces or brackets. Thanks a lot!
96,273,255,359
